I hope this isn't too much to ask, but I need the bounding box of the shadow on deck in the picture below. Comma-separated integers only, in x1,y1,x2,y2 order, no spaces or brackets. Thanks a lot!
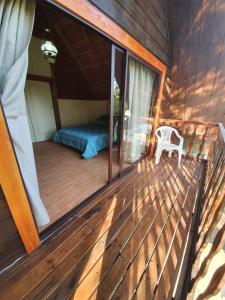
0,155,203,300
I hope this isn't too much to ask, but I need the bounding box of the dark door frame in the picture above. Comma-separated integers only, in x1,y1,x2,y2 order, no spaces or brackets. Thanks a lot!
109,44,126,182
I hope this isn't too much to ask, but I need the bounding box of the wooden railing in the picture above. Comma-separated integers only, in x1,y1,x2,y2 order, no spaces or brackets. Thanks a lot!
185,123,225,300
159,119,218,160
156,120,225,299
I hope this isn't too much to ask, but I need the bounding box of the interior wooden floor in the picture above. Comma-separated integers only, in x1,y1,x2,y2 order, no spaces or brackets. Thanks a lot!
0,155,203,300
33,141,109,230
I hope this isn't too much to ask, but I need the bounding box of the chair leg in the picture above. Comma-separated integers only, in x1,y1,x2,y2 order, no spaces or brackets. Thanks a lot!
168,150,172,158
155,147,163,164
178,150,182,166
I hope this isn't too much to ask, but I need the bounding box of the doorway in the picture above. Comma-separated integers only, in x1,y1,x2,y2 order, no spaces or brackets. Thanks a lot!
27,1,111,231
21,1,158,232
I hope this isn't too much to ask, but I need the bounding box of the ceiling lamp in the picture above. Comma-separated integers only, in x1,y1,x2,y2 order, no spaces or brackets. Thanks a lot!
41,28,58,64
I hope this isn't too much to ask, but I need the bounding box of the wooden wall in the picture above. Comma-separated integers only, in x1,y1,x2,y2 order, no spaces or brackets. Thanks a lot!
88,0,171,117
89,0,170,67
0,186,25,274
167,0,225,124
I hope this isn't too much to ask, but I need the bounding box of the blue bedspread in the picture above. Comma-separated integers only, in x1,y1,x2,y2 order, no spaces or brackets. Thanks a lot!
53,125,109,159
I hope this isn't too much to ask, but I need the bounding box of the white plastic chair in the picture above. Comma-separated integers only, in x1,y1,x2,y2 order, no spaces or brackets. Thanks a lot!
155,126,184,166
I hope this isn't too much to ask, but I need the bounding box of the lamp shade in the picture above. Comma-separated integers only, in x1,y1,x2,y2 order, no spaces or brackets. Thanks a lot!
41,40,58,64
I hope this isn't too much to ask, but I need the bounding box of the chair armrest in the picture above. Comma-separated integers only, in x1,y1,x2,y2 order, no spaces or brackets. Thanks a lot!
179,136,184,148
174,130,184,147
155,128,161,140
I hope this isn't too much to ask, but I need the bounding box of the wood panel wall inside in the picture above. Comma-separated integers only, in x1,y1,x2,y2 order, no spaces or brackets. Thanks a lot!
33,2,111,101
167,0,225,125
0,186,25,274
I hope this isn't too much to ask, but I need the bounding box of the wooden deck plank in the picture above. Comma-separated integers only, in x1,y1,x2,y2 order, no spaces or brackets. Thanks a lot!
0,158,152,287
133,160,202,300
91,159,192,300
57,159,177,300
0,155,203,300
24,158,173,299
146,168,199,299
67,159,185,296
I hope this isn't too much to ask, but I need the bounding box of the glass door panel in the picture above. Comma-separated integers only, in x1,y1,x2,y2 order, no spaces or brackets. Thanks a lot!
121,57,156,169
109,45,125,181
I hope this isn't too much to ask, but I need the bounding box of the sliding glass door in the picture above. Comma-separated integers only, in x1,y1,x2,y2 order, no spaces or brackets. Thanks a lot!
109,45,126,181
109,48,157,181
121,56,156,169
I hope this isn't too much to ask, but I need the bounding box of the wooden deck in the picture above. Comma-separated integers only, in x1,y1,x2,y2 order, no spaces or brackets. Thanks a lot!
0,155,203,300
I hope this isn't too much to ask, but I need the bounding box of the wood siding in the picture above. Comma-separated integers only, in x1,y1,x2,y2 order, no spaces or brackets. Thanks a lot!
0,187,25,273
87,0,171,119
167,0,225,124
88,0,170,67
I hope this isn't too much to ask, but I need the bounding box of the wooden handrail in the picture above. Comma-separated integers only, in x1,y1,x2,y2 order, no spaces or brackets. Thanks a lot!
158,118,219,161
159,118,217,126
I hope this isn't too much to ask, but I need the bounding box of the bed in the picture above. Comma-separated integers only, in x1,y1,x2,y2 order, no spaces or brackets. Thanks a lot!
53,117,109,159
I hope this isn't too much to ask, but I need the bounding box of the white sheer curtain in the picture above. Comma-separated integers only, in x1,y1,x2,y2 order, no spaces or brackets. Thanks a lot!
124,58,155,163
0,0,49,227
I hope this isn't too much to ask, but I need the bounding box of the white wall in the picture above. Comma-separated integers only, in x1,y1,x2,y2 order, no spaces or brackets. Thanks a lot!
28,36,51,77
59,99,108,127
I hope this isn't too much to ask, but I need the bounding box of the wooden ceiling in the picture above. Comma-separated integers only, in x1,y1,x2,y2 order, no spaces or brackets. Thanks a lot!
33,2,111,100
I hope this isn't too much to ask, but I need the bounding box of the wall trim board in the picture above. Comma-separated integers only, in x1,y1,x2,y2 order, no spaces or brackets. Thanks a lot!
58,98,108,101
27,74,52,83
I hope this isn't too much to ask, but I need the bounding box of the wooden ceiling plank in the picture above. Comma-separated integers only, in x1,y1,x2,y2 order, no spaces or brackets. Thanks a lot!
54,25,98,98
79,25,110,97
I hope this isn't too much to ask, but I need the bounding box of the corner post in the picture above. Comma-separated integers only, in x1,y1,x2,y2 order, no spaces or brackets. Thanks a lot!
0,104,40,253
